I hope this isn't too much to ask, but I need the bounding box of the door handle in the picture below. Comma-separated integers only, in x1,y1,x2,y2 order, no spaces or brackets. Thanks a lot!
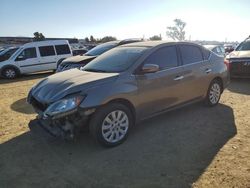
205,68,212,74
174,75,184,81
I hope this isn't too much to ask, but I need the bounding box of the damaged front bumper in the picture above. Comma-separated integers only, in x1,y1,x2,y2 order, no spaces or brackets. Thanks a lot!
29,108,96,140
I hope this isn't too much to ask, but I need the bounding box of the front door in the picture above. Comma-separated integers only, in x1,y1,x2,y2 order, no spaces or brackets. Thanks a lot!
136,45,186,118
16,47,41,73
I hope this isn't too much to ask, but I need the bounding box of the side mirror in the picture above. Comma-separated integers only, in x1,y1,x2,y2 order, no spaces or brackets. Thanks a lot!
141,64,159,74
16,55,25,61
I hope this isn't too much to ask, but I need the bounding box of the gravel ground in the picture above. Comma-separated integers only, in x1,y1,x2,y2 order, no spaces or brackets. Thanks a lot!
0,73,249,188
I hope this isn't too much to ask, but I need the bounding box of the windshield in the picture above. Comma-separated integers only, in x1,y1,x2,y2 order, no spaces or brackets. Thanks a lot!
85,42,118,56
235,41,250,51
83,47,148,73
0,48,19,62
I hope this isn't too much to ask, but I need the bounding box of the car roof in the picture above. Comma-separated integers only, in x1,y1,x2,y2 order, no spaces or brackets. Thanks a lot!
203,45,222,50
121,41,201,48
22,40,69,48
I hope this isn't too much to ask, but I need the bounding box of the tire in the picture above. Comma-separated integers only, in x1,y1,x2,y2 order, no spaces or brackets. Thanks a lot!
2,67,18,79
89,103,133,147
205,79,222,106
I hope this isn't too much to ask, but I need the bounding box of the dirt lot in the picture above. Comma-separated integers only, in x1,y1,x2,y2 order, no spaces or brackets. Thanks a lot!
0,73,249,188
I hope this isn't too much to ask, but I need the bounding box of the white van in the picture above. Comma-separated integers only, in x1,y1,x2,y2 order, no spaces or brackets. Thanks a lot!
0,40,72,79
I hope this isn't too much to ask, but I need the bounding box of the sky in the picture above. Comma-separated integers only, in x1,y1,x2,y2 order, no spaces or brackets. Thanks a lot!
0,0,249,42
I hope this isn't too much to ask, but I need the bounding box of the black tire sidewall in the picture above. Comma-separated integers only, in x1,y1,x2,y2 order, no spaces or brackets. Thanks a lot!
206,80,222,106
2,67,18,79
89,103,133,147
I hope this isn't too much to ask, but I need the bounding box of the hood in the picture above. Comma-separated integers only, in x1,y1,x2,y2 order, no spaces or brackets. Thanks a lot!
61,55,96,65
31,69,119,104
228,50,250,59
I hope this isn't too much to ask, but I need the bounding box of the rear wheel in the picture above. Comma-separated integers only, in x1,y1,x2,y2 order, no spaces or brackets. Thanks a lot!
2,67,18,79
89,103,133,147
205,79,222,106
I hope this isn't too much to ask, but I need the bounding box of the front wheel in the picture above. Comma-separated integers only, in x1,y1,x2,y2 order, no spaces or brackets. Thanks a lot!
205,79,222,106
89,103,133,147
2,67,18,79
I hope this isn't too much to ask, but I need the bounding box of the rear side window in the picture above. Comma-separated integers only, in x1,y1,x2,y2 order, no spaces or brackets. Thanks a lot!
179,45,203,65
144,46,178,70
55,44,71,55
39,46,55,57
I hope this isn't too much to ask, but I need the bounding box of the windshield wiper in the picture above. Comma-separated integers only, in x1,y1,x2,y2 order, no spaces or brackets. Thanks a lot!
83,68,108,73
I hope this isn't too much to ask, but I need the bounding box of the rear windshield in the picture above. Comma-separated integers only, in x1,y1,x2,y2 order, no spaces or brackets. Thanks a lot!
83,47,148,73
85,42,118,56
235,41,250,51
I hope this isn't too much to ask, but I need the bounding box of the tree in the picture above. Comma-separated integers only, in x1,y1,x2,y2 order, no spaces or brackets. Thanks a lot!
166,19,186,41
100,36,117,43
33,32,45,41
85,37,90,43
90,35,96,43
149,35,162,41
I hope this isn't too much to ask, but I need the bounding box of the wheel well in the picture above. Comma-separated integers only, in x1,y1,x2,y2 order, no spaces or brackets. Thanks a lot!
213,77,224,90
1,65,20,76
107,98,136,122
57,58,66,67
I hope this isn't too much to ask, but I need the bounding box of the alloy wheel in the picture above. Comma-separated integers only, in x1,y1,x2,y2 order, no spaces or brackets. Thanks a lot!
101,110,129,143
209,83,221,104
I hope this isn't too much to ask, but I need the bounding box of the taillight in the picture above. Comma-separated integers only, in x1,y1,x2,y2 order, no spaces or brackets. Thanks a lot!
224,59,230,70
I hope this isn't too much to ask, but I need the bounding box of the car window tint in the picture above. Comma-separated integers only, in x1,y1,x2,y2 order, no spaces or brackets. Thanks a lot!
55,44,71,55
180,45,203,65
220,47,225,53
39,46,55,57
144,46,178,70
21,48,37,59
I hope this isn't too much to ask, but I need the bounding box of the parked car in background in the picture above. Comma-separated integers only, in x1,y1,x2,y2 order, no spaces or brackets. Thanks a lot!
28,41,229,147
0,40,72,79
203,45,225,56
226,36,250,78
56,39,143,72
0,47,19,63
224,44,235,54
72,48,88,56
0,48,5,53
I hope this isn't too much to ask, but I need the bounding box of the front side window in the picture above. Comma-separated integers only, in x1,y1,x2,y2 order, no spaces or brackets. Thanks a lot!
235,41,250,51
143,46,178,70
39,46,55,57
55,44,71,55
16,48,37,61
179,45,203,65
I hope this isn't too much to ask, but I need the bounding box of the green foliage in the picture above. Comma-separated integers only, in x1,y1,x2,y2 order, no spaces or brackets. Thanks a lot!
149,35,162,41
85,37,90,43
100,36,117,43
33,32,45,41
166,19,186,41
90,35,96,43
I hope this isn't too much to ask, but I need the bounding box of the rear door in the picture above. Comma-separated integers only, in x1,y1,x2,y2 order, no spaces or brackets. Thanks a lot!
38,45,57,70
178,44,209,101
136,45,187,118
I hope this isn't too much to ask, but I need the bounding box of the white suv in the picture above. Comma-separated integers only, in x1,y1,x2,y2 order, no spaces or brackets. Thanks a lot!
0,40,72,79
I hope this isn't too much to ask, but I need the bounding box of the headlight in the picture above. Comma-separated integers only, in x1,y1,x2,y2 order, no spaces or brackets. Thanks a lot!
44,95,85,117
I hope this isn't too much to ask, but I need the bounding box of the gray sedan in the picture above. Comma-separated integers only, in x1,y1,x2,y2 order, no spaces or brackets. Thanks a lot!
28,41,230,147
